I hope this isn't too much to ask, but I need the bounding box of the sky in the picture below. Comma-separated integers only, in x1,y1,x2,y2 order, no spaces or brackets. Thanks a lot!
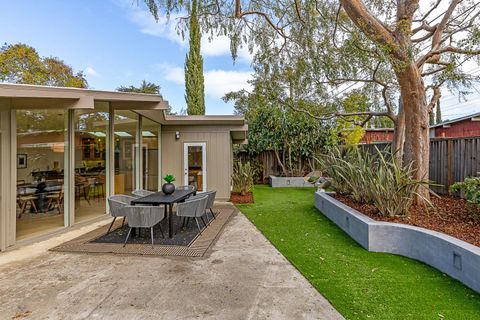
0,0,478,119
0,0,253,115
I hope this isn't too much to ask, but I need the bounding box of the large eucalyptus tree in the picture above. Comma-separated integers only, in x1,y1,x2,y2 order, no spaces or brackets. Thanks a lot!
144,0,480,200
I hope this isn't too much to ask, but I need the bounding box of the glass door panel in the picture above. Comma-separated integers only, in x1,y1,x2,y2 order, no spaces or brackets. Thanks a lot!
183,143,206,192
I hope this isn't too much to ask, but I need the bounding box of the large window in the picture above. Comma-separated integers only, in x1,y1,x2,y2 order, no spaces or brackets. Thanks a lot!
16,109,66,239
74,103,109,222
114,111,138,194
142,117,159,191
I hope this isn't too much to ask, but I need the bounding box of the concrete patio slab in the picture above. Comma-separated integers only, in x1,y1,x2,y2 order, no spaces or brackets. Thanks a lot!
0,205,343,320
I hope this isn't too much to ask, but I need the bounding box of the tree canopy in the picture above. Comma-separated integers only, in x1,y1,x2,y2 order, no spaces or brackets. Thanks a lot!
0,43,87,88
144,0,480,200
117,80,161,94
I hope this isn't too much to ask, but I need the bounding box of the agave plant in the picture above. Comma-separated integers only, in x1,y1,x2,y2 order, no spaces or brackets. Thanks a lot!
232,161,255,196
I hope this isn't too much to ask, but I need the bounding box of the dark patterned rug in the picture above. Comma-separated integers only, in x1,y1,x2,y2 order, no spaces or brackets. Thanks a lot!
50,204,236,257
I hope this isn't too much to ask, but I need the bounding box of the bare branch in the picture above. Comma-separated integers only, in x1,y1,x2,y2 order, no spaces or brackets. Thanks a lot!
234,0,288,39
414,0,442,22
427,86,442,112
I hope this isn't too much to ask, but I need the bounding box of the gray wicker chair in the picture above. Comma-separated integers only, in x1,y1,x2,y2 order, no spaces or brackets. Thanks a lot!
203,190,217,220
107,195,136,234
132,189,155,198
176,195,208,233
122,205,165,248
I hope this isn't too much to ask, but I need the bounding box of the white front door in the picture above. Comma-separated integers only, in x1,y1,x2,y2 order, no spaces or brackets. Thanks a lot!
183,142,207,192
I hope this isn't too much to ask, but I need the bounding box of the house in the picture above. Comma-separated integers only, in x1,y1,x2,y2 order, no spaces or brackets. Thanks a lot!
0,83,247,251
360,128,395,144
430,112,480,138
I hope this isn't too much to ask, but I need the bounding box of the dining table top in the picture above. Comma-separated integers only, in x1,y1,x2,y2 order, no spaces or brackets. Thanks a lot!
131,189,196,206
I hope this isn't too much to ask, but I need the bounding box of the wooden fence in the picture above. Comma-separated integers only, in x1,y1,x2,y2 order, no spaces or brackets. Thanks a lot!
360,137,480,194
237,136,480,193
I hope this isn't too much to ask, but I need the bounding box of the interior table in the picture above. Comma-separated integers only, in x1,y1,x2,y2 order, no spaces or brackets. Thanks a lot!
130,188,196,238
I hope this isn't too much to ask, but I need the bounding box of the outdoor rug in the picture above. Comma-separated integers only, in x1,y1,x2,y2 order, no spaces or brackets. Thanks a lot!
50,204,235,257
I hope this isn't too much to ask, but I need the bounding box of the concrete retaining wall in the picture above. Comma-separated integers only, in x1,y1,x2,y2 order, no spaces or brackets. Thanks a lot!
269,176,314,188
314,191,480,293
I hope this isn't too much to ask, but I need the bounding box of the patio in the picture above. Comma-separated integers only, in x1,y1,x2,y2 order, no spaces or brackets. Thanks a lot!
0,205,342,319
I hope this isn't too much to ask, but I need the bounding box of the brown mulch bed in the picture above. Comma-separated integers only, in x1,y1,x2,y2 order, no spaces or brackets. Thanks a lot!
230,192,254,204
333,194,480,247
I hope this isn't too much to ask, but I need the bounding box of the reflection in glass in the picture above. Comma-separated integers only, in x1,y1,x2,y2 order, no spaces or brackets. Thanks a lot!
74,104,109,222
187,145,204,192
142,117,159,191
114,111,138,194
16,109,65,239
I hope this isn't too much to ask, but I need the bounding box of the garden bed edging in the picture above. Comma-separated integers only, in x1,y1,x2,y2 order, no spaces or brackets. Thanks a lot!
269,176,314,188
315,191,480,293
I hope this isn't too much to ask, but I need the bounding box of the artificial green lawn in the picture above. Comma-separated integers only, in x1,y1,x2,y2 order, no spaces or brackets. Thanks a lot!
236,185,480,320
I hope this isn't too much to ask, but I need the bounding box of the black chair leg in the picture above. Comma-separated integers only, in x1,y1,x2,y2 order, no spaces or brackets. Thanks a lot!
107,217,117,234
195,218,202,233
200,216,208,227
158,223,165,238
123,227,132,247
121,216,126,228
150,227,154,248
210,208,216,219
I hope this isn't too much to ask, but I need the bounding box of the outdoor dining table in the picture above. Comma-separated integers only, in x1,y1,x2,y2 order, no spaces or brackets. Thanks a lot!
130,188,196,238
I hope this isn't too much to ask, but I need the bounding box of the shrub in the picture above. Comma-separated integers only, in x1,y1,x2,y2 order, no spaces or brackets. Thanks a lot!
232,161,255,195
450,177,480,208
317,146,429,217
316,147,375,203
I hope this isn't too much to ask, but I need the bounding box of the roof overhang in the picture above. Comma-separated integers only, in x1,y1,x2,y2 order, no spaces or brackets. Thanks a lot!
0,83,168,110
136,110,248,144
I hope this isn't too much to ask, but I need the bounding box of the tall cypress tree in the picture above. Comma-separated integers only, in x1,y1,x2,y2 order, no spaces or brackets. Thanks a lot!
436,100,442,124
184,0,205,115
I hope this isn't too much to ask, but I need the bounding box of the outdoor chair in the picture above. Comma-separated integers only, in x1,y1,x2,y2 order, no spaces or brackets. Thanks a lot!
122,205,165,248
175,195,209,233
107,194,136,234
203,190,217,220
176,185,196,191
132,189,155,198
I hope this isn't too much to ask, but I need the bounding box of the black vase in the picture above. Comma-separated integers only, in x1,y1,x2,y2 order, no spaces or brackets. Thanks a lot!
162,183,175,195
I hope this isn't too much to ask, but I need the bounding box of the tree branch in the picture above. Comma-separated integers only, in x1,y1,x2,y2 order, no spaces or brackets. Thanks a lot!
234,0,288,39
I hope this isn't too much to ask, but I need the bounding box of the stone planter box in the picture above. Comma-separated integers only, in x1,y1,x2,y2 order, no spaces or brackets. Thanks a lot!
314,191,480,293
269,176,314,188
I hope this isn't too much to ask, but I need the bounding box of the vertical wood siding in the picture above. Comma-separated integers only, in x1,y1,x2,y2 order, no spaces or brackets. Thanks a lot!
161,126,232,200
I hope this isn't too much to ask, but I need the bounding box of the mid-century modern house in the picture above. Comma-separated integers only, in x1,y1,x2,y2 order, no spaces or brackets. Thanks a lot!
0,83,247,251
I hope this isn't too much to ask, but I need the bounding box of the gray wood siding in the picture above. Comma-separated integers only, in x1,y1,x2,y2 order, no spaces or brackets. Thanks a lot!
161,126,232,200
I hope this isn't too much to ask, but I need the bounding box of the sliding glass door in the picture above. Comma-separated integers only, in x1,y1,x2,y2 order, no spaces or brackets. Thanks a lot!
16,109,66,240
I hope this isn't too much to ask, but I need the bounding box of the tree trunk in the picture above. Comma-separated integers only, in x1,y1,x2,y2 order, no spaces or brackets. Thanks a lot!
273,149,288,176
395,62,430,202
392,97,405,163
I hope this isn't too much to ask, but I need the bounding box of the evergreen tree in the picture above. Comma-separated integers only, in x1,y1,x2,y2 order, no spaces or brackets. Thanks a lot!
429,111,435,126
184,0,205,115
436,101,442,124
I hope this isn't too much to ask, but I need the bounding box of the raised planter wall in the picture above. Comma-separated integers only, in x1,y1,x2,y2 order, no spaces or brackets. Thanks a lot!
269,176,314,188
315,191,480,293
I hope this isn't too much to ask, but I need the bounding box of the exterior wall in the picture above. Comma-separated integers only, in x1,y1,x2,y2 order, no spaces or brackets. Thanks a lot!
360,130,394,144
434,119,480,138
0,100,17,250
161,126,232,200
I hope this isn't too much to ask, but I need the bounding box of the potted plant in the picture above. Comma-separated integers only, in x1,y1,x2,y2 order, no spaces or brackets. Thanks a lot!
162,174,176,195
